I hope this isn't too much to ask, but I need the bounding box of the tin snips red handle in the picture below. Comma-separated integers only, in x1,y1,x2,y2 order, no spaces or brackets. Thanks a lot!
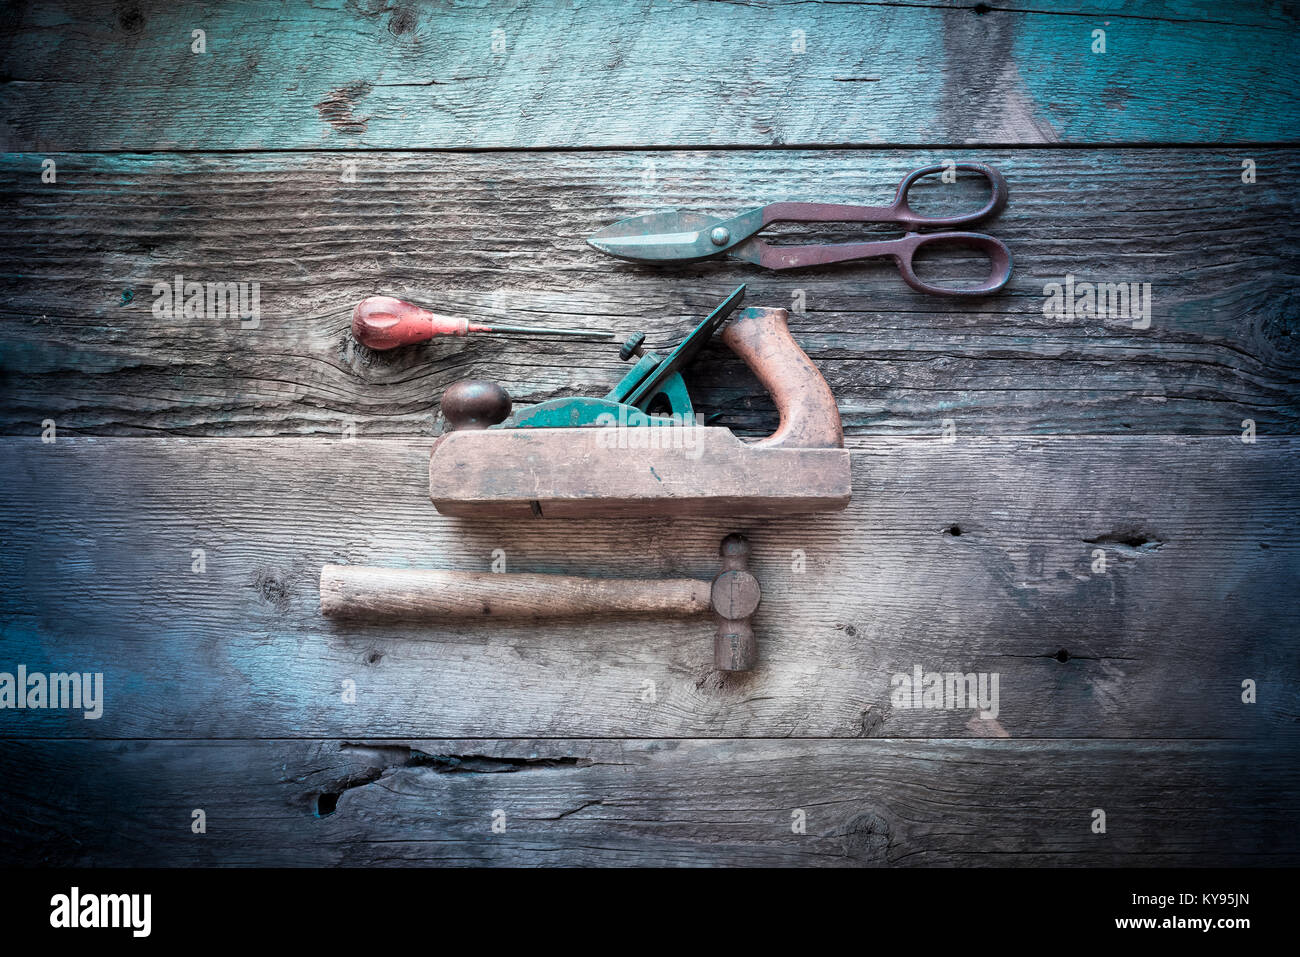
587,162,1013,297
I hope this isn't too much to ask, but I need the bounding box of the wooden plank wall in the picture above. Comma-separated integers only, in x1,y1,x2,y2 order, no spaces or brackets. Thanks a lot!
0,0,1297,866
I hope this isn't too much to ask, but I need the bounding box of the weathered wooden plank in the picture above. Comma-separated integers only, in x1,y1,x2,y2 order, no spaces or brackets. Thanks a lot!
1,435,1293,739
1,149,1296,436
2,0,1296,150
2,738,1294,866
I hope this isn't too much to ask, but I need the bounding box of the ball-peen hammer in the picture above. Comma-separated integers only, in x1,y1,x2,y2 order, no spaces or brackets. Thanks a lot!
320,534,762,671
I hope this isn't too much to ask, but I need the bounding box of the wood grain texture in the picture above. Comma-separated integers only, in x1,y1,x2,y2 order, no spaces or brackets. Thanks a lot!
428,427,853,517
1,435,1293,739
3,0,1297,870
3,738,1294,866
1,149,1297,437
2,0,1297,150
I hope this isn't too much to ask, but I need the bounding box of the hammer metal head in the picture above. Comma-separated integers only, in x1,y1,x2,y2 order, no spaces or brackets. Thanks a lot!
711,533,761,671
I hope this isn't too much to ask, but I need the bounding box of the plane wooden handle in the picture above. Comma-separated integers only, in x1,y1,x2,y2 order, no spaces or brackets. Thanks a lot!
352,296,470,350
320,565,712,620
721,306,844,450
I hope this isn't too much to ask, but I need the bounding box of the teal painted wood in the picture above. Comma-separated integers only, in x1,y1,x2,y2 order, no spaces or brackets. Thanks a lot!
1,148,1296,437
1,0,1296,149
0,436,1294,740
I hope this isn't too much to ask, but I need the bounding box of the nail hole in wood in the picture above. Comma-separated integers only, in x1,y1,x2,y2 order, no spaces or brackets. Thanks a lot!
316,792,339,817
1055,649,1070,663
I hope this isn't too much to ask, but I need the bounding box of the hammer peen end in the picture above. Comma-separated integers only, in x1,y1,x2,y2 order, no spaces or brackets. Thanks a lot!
711,534,762,671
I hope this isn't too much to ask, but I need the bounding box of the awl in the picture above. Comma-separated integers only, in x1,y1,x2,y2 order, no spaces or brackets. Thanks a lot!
353,296,613,350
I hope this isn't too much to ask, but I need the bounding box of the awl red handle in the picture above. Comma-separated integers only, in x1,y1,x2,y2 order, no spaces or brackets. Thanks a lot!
353,295,613,349
353,296,475,350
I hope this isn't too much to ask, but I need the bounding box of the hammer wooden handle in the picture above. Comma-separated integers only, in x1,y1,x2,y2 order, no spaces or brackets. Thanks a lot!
321,565,712,620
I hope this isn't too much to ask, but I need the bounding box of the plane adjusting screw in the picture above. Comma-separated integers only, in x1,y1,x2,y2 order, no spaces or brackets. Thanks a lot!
620,332,646,361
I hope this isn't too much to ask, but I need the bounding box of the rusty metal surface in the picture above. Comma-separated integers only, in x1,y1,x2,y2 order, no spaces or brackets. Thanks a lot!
711,533,762,671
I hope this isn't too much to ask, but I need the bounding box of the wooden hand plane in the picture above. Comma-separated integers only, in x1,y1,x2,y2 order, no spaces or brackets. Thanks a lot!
427,285,851,518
